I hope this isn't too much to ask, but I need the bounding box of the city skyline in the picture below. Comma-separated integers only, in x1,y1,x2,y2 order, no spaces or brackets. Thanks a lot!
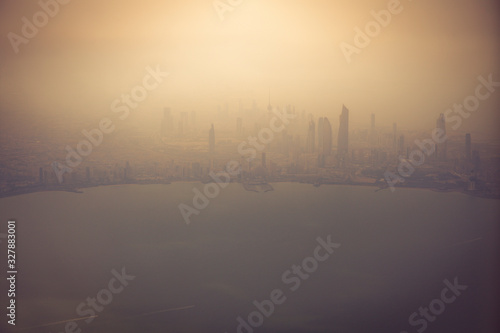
1,0,499,137
0,2,499,332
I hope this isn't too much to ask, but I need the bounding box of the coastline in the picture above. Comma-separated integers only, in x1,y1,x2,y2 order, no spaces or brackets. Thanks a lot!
0,179,498,200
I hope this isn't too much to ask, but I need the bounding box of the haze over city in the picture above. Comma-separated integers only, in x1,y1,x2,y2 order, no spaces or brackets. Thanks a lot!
1,0,499,135
0,1,499,333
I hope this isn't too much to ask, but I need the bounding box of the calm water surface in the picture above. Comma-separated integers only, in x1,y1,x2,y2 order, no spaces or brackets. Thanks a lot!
0,183,498,332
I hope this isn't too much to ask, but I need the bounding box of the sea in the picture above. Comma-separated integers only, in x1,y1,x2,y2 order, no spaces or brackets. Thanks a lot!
0,182,498,333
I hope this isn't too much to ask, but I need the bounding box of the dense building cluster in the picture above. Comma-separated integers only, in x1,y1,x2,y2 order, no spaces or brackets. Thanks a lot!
1,101,499,199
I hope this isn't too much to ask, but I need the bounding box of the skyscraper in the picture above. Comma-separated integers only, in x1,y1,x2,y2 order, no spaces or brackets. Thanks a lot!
209,124,215,155
436,113,447,160
337,105,349,159
322,117,332,156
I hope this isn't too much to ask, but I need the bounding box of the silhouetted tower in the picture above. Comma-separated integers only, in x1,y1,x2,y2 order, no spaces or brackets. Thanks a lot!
262,152,267,168
39,167,44,184
209,124,215,155
124,161,132,180
322,117,332,156
337,105,349,159
436,113,447,160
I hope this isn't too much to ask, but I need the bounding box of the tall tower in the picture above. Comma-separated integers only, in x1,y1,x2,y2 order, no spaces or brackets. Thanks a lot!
209,124,215,155
322,117,332,156
337,105,349,159
436,114,447,160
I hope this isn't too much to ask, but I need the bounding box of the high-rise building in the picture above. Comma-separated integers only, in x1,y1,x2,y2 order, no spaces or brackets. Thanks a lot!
436,113,447,160
465,133,472,161
306,120,316,153
322,117,332,156
337,105,349,158
125,161,132,180
262,152,267,168
209,124,215,155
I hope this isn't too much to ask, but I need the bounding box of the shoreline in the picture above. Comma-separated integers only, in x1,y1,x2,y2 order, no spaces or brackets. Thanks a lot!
0,179,498,200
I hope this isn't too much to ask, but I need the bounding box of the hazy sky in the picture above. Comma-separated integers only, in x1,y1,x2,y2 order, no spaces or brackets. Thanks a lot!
1,0,499,135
